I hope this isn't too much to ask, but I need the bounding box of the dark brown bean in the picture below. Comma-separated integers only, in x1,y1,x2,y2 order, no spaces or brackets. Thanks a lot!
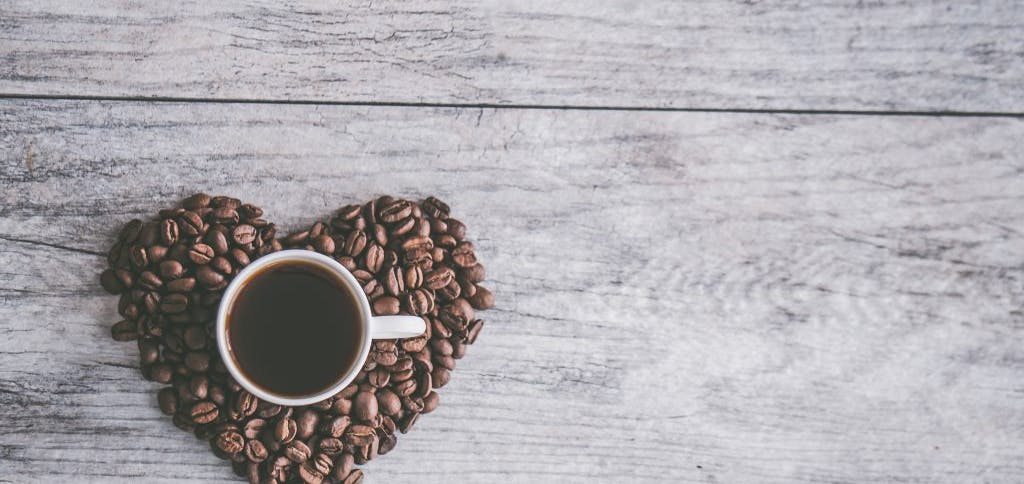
190,401,219,424
158,387,178,415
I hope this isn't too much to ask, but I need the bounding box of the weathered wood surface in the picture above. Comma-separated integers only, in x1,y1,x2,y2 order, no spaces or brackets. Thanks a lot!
0,100,1022,482
2,1,1023,112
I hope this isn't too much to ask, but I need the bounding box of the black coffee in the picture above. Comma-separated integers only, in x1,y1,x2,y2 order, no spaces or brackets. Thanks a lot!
226,260,364,397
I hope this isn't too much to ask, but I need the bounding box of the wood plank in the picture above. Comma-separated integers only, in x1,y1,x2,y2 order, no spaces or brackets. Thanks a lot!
1,100,1024,483
2,1,1023,111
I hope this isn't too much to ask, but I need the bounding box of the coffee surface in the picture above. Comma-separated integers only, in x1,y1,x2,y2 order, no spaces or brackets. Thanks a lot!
228,261,364,397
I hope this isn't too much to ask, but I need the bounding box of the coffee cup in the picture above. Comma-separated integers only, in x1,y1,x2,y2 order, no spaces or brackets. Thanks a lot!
216,249,425,406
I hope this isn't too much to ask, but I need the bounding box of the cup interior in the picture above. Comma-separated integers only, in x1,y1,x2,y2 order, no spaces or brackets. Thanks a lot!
215,249,373,406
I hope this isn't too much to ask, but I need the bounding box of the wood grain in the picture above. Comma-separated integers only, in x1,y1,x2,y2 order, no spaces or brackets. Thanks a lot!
1,100,1023,483
2,1,1023,111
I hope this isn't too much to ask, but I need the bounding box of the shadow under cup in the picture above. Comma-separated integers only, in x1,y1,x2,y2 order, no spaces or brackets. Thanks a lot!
224,258,366,399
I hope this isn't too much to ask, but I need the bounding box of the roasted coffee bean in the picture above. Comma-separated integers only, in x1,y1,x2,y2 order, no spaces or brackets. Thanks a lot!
446,218,466,240
394,378,417,397
343,230,368,257
205,229,229,255
184,351,210,372
404,288,434,315
189,374,210,400
371,296,400,316
319,436,344,456
440,298,474,331
212,207,240,225
322,415,351,438
166,277,196,293
161,293,188,314
237,203,262,220
100,269,123,294
465,319,484,344
242,418,266,440
342,468,364,484
190,401,219,424
404,248,431,269
285,440,312,463
149,365,174,385
352,391,378,422
182,193,211,210
229,247,251,267
160,219,179,245
343,424,375,447
422,390,440,413
381,266,402,296
215,428,245,454
401,235,433,253
399,412,420,434
210,256,233,276
195,265,225,288
421,196,450,219
377,389,401,416
431,365,452,389
377,430,397,455
234,390,258,419
401,336,428,354
111,319,137,341
128,245,149,269
424,267,454,290
459,277,477,298
368,367,390,388
179,211,206,237
462,261,486,283
431,316,452,339
147,245,168,265
403,393,426,414
312,234,335,255
435,354,456,371
331,397,353,415
378,199,412,223
402,265,423,290
158,387,178,415
437,279,461,301
299,453,332,484
184,244,213,265
363,243,384,273
244,439,268,463
294,408,319,441
139,338,160,365
137,270,162,290
118,219,144,244
275,417,297,443
452,338,468,359
466,285,493,309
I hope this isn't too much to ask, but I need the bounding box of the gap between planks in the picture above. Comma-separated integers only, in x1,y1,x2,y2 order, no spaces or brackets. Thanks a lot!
1,93,1023,119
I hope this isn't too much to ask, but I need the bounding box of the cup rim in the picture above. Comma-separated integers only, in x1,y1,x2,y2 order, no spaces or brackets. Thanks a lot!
215,249,373,406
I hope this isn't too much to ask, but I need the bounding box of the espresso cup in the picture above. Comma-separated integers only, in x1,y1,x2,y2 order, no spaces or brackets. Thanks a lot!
216,249,426,406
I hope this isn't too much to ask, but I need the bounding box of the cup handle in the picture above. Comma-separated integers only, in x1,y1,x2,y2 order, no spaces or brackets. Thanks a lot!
369,315,426,339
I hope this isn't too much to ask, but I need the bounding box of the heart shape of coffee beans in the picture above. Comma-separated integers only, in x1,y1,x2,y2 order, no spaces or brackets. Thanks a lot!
100,194,492,484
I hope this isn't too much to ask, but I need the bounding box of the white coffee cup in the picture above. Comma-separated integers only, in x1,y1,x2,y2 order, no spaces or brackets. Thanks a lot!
216,249,426,406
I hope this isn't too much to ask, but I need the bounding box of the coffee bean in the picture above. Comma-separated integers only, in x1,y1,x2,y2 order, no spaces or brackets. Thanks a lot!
431,368,451,390
234,390,258,419
452,338,468,359
343,424,375,446
421,196,450,219
161,293,188,314
343,230,368,257
377,389,401,416
184,243,213,265
368,367,390,388
295,408,319,441
352,391,378,422
299,453,332,484
312,234,335,255
187,374,209,400
275,417,297,443
285,440,312,463
166,277,196,293
100,269,124,294
377,430,397,455
137,270,162,290
394,377,417,397
465,319,484,344
461,262,486,283
179,211,206,237
401,235,434,253
398,412,420,434
212,207,240,224
190,401,219,424
342,468,364,484
378,199,412,223
205,230,229,255
446,218,466,240
181,193,211,210
146,245,168,265
195,265,225,288
404,288,434,315
440,298,474,331
111,319,137,341
321,415,350,438
435,354,456,371
157,387,178,415
244,439,268,463
215,428,245,454
318,436,344,456
160,219,179,245
371,296,400,316
430,337,453,356
184,351,210,372
437,279,461,301
424,267,455,290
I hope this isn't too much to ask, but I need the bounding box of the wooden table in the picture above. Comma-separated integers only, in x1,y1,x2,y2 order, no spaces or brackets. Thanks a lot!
2,2,1023,483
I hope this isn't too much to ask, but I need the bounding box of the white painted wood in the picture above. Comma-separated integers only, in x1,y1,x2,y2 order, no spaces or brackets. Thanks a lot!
0,100,1022,482
2,1,1022,111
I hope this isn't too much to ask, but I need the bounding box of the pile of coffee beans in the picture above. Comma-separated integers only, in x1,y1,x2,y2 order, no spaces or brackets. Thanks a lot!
100,194,492,483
